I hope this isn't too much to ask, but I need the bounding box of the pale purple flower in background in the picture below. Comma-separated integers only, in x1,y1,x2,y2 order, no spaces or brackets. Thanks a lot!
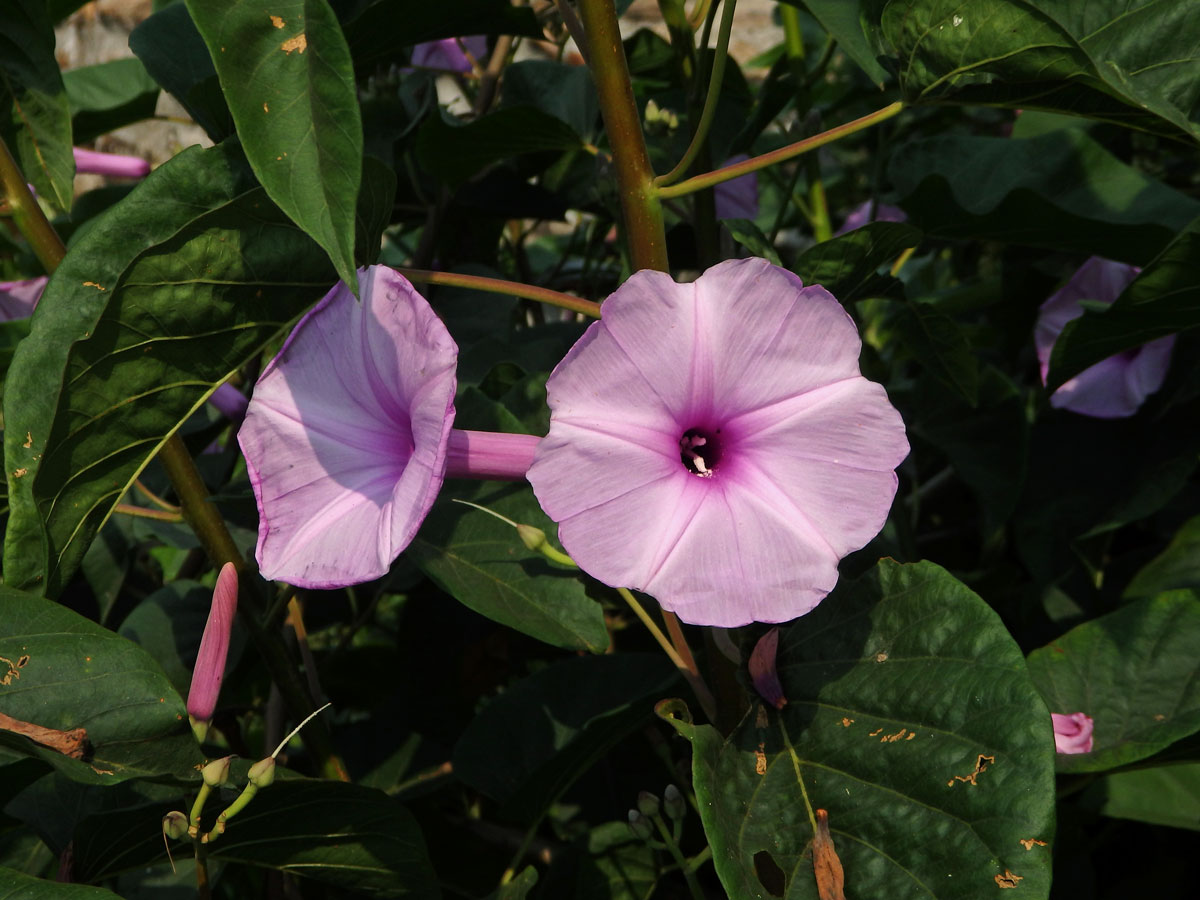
749,628,787,709
208,383,249,424
835,200,906,235
0,276,47,321
238,265,539,589
714,154,758,220
73,147,150,179
188,562,238,740
1051,711,1094,754
527,258,909,627
1035,256,1174,418
410,36,488,73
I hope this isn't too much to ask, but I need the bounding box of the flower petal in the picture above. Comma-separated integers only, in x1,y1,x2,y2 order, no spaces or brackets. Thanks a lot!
0,276,47,321
239,267,457,588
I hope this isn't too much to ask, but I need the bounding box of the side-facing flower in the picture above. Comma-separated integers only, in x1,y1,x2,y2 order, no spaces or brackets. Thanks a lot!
73,147,150,179
527,258,909,627
188,562,238,740
410,36,488,72
834,200,906,235
1035,256,1174,418
1051,711,1094,754
238,265,538,588
0,276,48,321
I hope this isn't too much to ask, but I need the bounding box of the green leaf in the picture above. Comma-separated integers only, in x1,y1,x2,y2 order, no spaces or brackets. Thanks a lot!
501,61,599,140
892,300,978,405
1084,763,1200,831
0,0,73,212
880,0,1200,142
1027,592,1200,773
789,0,890,86
662,560,1056,899
186,0,363,289
341,0,542,71
454,654,678,823
63,58,160,144
1045,217,1200,390
0,867,121,899
1125,515,1200,599
407,480,610,653
3,141,388,595
492,865,538,900
889,130,1200,266
793,221,920,302
416,106,583,187
0,584,202,784
129,1,234,140
723,218,782,266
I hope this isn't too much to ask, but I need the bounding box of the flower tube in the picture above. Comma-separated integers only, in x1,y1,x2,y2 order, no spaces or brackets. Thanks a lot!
238,265,538,589
528,258,909,627
73,147,151,179
188,562,238,740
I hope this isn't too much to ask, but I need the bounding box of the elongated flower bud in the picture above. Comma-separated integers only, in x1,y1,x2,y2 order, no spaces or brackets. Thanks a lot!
247,756,276,789
73,147,150,179
188,563,238,740
662,784,686,821
749,628,787,710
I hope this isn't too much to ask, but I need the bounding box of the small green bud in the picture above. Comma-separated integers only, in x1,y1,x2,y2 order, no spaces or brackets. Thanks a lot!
663,784,686,820
627,809,653,840
162,810,189,840
201,755,234,787
516,523,549,553
247,756,276,789
636,790,660,818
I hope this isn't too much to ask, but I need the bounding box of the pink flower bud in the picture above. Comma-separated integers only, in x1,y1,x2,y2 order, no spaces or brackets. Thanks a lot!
72,147,150,179
1051,711,1094,754
749,627,787,709
187,563,238,734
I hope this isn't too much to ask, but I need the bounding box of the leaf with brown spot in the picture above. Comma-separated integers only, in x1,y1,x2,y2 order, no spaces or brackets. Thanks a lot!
996,870,1024,888
0,710,89,759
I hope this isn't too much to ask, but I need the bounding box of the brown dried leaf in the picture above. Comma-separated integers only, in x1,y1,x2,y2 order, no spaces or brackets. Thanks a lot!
0,710,89,759
813,809,846,900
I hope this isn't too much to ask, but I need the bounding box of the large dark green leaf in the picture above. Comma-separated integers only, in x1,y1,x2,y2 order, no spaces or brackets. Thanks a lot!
793,222,920,303
880,0,1200,142
453,654,678,823
0,584,201,784
1124,515,1200,599
892,299,978,405
662,560,1056,899
501,61,599,140
129,2,234,140
3,140,389,595
1083,763,1200,831
0,868,120,899
0,0,73,212
63,58,160,144
186,0,363,289
416,106,583,188
787,1,890,86
889,130,1200,266
1027,591,1200,773
341,0,542,71
1045,218,1200,390
407,480,610,653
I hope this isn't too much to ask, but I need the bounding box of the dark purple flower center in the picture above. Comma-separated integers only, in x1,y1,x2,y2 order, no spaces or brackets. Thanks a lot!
679,427,723,477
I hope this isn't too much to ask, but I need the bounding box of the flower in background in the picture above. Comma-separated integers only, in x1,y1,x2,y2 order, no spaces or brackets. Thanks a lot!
0,277,47,321
410,36,488,73
1051,711,1094,754
73,147,150,179
527,258,909,627
1035,256,1174,418
238,265,538,589
714,155,758,221
834,200,906,235
208,383,249,424
749,628,787,709
188,562,239,741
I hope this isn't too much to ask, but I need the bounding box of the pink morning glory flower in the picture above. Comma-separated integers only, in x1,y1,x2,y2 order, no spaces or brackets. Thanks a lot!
188,562,238,739
73,147,150,179
526,258,909,627
714,155,758,221
0,276,47,321
835,200,906,235
1051,711,1094,754
1035,256,1174,418
238,265,539,589
410,36,488,73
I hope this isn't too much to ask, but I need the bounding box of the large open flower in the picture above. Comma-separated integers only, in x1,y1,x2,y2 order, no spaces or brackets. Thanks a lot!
1035,256,1174,418
239,266,537,588
527,258,909,627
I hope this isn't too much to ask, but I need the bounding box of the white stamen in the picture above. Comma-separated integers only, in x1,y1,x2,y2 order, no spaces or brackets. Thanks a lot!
680,434,714,477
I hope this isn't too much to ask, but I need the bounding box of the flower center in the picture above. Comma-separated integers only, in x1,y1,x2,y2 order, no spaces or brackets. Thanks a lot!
679,427,722,478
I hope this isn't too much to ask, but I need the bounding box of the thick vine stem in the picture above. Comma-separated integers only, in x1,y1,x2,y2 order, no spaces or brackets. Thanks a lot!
579,0,669,271
0,137,66,271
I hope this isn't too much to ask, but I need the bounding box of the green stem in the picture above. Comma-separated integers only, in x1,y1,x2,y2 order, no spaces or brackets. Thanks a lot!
657,101,904,200
780,7,832,242
0,136,66,272
398,267,601,318
579,0,668,271
655,0,738,187
157,434,350,782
